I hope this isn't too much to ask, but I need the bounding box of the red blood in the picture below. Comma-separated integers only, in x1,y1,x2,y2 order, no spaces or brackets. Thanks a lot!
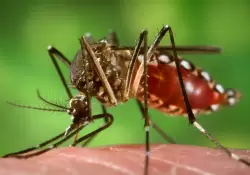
135,57,239,115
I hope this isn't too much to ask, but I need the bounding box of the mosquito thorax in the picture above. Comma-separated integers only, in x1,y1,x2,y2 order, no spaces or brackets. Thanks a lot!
70,40,133,106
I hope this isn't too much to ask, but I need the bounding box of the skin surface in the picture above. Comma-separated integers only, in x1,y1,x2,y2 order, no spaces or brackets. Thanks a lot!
0,144,250,175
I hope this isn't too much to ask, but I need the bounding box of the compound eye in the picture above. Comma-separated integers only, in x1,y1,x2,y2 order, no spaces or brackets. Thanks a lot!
73,100,79,105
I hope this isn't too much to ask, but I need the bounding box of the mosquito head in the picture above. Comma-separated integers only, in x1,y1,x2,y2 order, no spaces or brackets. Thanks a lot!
64,94,91,136
67,94,90,124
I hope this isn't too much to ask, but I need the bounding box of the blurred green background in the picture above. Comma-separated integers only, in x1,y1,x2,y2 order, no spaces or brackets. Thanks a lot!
0,0,250,156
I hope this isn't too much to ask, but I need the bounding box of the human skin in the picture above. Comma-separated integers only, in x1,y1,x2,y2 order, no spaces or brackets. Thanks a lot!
0,144,249,175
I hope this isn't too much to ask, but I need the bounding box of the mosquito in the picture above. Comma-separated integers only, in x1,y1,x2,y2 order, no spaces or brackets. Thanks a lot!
3,25,250,175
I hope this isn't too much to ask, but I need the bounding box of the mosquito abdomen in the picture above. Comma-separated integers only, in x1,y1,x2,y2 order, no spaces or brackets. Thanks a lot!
135,54,240,116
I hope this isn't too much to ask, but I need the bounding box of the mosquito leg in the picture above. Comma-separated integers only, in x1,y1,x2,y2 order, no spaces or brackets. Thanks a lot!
2,130,69,158
80,132,96,147
80,31,118,147
148,25,250,166
141,29,150,175
136,100,176,144
80,36,118,106
165,25,250,166
4,104,112,158
81,105,109,147
3,108,110,158
123,30,148,100
131,25,250,167
122,29,151,175
79,38,111,147
48,46,73,99
71,112,114,146
156,45,221,54
79,37,92,121
133,26,174,94
190,121,250,165
13,125,89,159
